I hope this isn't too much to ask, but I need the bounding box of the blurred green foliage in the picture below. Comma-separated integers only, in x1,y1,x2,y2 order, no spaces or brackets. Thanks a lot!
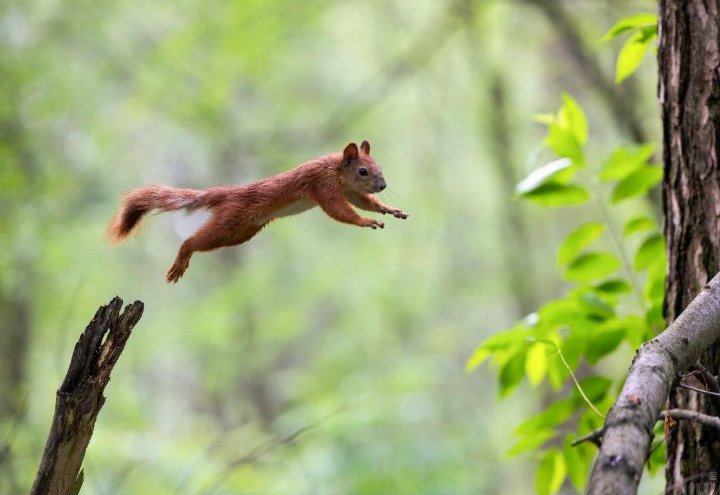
1,1,661,494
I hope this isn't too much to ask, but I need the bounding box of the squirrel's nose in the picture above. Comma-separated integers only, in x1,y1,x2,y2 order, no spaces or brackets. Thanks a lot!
376,179,386,191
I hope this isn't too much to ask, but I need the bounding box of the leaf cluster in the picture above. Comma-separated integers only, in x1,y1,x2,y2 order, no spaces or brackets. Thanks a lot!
468,88,664,492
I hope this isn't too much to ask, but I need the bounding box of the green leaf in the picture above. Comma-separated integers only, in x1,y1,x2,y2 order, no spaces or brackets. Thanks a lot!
623,315,650,348
602,12,657,42
645,268,665,306
594,279,632,294
647,433,666,474
514,399,576,436
538,298,581,325
465,346,491,372
578,292,615,321
646,302,665,330
634,233,665,270
611,166,663,203
546,124,583,163
564,437,591,492
624,215,656,236
520,183,590,207
535,449,566,495
507,429,555,458
560,93,588,146
615,26,657,83
599,144,655,181
586,323,625,363
526,342,547,386
466,325,527,371
557,223,605,266
499,351,526,397
565,253,621,282
515,158,573,195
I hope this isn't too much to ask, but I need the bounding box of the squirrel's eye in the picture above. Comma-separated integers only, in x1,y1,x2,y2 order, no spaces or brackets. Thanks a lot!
358,168,368,176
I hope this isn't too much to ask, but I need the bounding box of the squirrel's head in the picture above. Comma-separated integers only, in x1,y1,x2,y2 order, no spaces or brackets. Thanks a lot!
339,141,386,194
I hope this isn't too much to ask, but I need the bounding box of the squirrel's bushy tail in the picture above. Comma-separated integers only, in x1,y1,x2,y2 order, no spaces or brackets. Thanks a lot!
106,185,207,244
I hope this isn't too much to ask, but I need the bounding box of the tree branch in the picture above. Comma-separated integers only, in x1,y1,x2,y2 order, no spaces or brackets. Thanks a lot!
587,272,720,494
30,297,144,495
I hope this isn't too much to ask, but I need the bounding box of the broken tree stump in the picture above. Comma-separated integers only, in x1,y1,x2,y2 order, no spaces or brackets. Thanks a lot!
30,296,144,495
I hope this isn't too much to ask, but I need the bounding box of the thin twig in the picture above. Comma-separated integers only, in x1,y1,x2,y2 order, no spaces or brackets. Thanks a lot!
662,409,720,431
198,421,321,495
689,362,720,415
571,427,604,447
678,382,720,397
532,339,606,418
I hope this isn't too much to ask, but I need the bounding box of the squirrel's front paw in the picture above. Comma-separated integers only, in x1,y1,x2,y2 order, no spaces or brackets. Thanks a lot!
364,218,385,229
382,207,409,219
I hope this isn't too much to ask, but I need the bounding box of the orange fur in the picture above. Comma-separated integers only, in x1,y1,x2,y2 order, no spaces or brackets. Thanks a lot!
106,141,408,283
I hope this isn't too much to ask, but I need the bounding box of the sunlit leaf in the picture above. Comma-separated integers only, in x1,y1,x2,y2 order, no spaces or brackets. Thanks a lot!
557,223,605,265
515,158,573,195
634,233,665,270
615,26,657,83
535,449,566,495
602,12,657,42
599,144,654,181
520,183,590,207
546,124,583,164
560,93,588,146
526,343,547,386
611,166,663,203
466,326,528,371
465,346,491,372
565,252,621,282
624,215,656,236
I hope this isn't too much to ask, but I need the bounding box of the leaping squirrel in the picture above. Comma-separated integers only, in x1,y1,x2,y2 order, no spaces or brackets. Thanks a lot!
107,141,408,283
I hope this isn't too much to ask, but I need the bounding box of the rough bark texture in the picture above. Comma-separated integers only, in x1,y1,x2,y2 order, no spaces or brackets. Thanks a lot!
587,273,720,494
659,0,720,492
30,297,144,495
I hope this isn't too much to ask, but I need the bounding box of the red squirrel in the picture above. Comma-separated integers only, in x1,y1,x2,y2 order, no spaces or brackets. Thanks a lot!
107,141,408,283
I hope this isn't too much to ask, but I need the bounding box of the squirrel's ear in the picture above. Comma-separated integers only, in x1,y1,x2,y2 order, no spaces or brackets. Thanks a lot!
360,140,371,154
343,142,359,165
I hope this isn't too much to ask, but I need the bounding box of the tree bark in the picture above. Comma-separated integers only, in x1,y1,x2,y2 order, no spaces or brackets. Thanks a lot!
586,273,720,494
658,0,720,492
30,297,144,495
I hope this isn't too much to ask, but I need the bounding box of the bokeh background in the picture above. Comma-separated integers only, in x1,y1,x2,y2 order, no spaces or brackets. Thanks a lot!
1,0,661,493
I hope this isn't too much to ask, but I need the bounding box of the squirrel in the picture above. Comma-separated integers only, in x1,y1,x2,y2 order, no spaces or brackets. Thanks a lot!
107,140,408,283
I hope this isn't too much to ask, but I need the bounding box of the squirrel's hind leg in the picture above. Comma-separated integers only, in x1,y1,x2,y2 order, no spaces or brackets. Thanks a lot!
166,242,193,283
165,220,267,283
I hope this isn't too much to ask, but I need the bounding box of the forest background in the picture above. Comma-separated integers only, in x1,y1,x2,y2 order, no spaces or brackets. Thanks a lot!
0,0,662,493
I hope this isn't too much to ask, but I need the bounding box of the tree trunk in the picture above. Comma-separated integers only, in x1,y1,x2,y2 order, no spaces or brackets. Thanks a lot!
659,0,720,491
31,297,143,495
